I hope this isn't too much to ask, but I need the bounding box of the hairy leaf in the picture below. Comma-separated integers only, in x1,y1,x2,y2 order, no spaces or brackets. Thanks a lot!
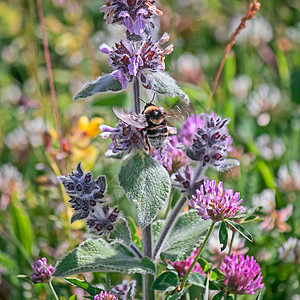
187,273,206,288
73,74,122,101
53,239,155,277
153,210,211,261
143,70,189,103
109,218,132,247
119,151,171,229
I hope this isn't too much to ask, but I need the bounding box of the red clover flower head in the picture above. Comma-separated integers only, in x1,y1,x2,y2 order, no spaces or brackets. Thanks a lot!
221,254,264,295
86,205,120,236
100,0,162,35
100,34,173,89
189,180,243,222
30,257,54,284
58,163,106,222
168,249,206,278
94,291,118,300
100,121,145,157
111,280,136,300
180,114,234,171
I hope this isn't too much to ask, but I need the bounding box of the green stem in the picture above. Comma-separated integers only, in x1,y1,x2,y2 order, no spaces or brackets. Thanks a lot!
48,281,59,300
228,231,236,256
180,221,216,290
234,294,237,300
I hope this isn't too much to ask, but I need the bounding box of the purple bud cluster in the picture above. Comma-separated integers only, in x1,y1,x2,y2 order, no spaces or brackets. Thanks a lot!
100,121,145,157
30,257,54,284
182,114,232,171
221,254,264,295
100,34,173,89
101,0,162,36
189,180,243,222
87,205,120,235
111,280,136,300
58,163,106,222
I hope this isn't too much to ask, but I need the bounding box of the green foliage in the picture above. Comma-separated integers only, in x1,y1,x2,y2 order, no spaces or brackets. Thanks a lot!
64,277,103,296
225,220,253,242
73,74,122,101
119,151,171,229
152,272,179,291
219,221,228,252
152,210,211,261
143,70,190,103
53,239,155,277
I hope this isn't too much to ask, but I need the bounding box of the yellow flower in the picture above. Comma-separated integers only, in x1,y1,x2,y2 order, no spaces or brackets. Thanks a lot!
78,116,104,137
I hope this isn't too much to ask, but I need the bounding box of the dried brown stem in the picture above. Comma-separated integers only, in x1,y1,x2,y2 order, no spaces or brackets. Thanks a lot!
206,0,261,112
37,0,66,175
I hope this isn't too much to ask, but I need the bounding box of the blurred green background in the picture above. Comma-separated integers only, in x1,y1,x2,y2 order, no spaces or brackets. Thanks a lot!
0,0,299,299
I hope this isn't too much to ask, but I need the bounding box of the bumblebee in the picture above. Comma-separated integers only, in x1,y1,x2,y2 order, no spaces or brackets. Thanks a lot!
113,103,177,150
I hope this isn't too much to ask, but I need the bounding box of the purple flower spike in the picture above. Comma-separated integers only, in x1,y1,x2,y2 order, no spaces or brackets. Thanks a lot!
168,249,206,278
100,0,162,35
100,121,145,157
221,254,264,295
189,180,243,222
86,205,120,236
101,34,172,89
57,163,106,223
111,280,136,299
30,257,54,284
182,114,233,171
94,291,118,300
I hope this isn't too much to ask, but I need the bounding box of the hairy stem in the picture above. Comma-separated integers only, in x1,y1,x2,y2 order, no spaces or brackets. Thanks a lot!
132,76,141,114
48,281,59,300
129,242,143,259
180,221,216,290
228,231,236,256
142,225,154,300
153,195,187,260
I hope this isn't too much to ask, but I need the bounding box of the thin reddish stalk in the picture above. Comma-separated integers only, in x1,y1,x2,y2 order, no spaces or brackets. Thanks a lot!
206,0,261,112
37,0,66,175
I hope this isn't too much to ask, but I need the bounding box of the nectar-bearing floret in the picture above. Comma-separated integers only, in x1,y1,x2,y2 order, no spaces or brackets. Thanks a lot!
221,254,264,295
168,249,206,278
94,291,118,300
100,121,145,157
86,205,120,236
100,0,162,36
30,257,54,284
58,163,106,222
100,33,173,89
189,180,243,222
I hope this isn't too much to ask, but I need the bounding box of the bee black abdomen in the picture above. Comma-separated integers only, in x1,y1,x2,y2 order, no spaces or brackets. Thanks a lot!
146,125,168,149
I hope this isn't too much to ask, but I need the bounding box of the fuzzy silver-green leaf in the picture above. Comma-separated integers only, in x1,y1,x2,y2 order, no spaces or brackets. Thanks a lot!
118,151,171,229
53,239,155,277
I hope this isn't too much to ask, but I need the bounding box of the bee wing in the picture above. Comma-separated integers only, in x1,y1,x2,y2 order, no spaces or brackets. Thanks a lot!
165,103,194,125
113,107,147,128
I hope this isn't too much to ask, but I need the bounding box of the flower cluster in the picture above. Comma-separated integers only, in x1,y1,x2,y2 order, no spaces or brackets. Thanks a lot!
181,114,233,171
94,291,118,300
152,136,187,174
100,33,173,89
171,165,203,195
100,0,162,36
168,249,205,278
221,254,264,295
87,205,120,235
100,121,145,157
58,163,106,222
111,280,136,299
30,257,54,284
189,180,243,222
